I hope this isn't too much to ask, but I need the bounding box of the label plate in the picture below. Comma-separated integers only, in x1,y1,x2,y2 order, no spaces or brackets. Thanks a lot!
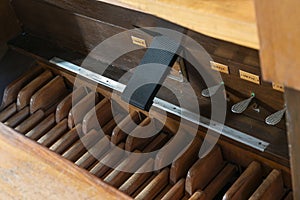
272,82,284,92
210,61,229,74
239,70,260,84
131,36,147,48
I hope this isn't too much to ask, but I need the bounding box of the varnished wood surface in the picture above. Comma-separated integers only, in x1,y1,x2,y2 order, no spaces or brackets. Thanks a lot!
285,88,300,200
255,0,300,91
97,0,258,49
0,123,131,199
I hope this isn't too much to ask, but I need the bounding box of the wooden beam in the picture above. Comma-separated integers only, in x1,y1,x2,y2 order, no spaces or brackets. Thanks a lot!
0,123,131,199
254,0,300,90
97,0,259,49
285,88,300,200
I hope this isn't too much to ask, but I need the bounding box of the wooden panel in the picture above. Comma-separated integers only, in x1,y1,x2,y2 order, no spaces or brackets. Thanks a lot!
97,0,258,49
0,0,20,45
254,0,300,90
0,123,130,199
285,87,300,200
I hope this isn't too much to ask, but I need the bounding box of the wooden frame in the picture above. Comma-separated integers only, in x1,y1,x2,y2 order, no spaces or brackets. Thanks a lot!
0,123,131,199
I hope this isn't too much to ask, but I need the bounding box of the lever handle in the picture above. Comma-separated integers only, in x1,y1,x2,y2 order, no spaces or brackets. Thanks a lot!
121,36,181,111
231,93,255,114
265,107,286,126
201,82,224,97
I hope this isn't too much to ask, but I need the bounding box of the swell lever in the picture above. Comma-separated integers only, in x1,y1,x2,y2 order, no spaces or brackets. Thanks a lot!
265,107,286,126
231,93,255,114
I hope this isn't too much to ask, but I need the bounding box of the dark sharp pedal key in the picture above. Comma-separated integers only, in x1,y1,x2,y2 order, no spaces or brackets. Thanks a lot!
121,36,181,111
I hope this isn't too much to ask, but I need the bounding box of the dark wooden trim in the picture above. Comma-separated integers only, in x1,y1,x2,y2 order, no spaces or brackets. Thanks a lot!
285,87,300,200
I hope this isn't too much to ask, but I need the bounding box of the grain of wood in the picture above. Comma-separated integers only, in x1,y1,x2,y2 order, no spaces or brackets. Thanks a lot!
89,143,125,178
37,119,68,147
30,76,68,114
134,168,169,200
97,0,258,49
119,158,154,195
56,87,88,123
111,111,141,144
15,109,45,134
223,161,262,200
0,123,130,200
4,106,30,128
249,169,284,200
161,178,185,200
185,146,225,195
82,98,112,134
203,164,237,200
255,0,300,90
62,129,103,162
17,70,53,110
0,103,17,122
49,124,81,154
68,92,100,128
25,113,55,140
0,66,43,111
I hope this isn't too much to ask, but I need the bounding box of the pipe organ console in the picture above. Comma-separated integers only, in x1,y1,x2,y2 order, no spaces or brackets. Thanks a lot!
0,0,295,199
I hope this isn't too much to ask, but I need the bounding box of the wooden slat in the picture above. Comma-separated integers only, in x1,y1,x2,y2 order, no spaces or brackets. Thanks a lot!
25,113,55,140
56,87,88,123
185,146,225,195
75,135,111,170
98,0,258,49
203,164,237,200
0,123,130,199
161,178,185,200
17,70,53,110
104,150,145,188
155,130,195,170
0,103,17,122
15,109,45,134
30,76,68,114
0,66,42,111
249,169,285,200
82,98,112,134
4,106,30,128
188,191,206,200
89,143,125,178
111,111,141,144
37,119,68,147
134,168,169,200
62,129,102,162
49,124,81,154
68,92,100,128
119,158,154,196
125,117,157,151
141,132,168,153
254,0,300,90
170,136,202,184
223,161,262,200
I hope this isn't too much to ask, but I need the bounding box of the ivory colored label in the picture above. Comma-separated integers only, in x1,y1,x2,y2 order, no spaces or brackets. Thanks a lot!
210,61,229,74
272,82,284,92
239,70,260,84
131,36,147,47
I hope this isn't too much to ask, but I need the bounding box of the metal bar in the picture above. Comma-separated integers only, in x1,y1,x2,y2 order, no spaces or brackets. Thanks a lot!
50,57,269,151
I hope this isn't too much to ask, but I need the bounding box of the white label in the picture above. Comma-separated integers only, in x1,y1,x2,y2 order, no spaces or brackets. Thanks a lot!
131,36,147,48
